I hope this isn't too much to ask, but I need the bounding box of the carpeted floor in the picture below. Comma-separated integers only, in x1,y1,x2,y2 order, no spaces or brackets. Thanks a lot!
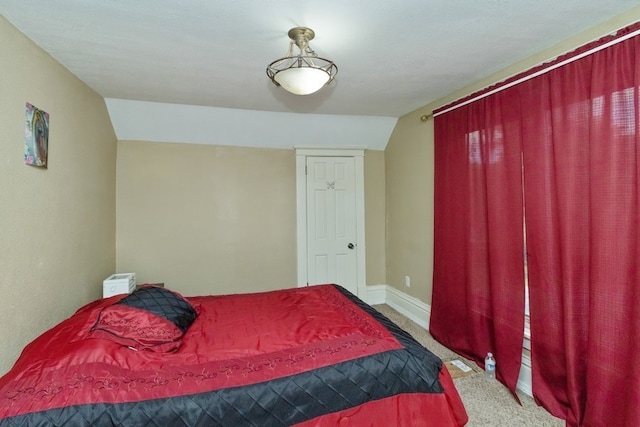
373,305,564,427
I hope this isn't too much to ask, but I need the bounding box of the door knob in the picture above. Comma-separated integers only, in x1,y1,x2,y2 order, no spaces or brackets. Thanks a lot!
347,243,355,250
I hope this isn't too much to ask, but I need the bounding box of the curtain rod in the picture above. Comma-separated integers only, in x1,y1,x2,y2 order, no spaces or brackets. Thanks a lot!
434,25,640,117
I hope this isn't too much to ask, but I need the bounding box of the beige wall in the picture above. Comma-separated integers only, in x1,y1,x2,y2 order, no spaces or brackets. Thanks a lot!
385,115,435,302
364,150,386,285
0,17,116,374
384,5,640,305
116,141,386,297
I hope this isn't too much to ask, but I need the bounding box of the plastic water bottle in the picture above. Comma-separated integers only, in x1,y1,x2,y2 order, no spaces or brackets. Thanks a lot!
485,352,496,380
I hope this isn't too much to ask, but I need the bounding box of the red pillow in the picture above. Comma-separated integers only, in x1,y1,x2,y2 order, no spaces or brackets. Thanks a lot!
88,286,197,352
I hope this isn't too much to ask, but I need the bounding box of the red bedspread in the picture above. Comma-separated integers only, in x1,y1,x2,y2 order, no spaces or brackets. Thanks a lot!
0,284,468,426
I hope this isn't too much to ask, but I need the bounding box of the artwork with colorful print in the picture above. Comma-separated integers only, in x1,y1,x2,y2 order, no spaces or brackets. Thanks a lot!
24,103,49,168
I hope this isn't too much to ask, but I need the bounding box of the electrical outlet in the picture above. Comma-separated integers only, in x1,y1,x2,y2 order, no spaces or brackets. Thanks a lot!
405,276,411,288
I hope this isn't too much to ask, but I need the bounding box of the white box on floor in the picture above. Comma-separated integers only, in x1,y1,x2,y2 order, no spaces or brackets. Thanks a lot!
103,273,136,298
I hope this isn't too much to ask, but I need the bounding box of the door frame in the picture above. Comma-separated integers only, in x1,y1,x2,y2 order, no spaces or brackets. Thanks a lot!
295,147,367,298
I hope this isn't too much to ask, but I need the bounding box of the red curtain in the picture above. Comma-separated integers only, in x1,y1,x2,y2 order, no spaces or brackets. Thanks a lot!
431,88,526,396
432,23,640,426
520,33,640,426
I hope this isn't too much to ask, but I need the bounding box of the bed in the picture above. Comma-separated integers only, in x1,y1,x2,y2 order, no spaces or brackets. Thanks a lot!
0,284,468,426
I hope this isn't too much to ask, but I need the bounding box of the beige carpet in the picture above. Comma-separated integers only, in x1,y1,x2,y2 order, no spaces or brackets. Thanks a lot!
373,305,564,427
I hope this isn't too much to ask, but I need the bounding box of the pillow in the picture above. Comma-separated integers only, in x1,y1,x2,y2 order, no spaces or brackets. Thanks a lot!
89,285,197,352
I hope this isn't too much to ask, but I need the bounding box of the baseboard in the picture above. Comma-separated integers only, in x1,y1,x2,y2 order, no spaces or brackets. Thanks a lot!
366,284,533,397
365,284,387,306
366,284,430,330
517,352,533,397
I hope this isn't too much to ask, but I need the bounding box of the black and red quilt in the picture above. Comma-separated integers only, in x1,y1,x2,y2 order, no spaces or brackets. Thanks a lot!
0,284,468,426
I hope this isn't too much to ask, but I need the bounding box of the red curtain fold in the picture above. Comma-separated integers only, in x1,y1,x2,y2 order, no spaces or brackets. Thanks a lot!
521,35,640,427
431,88,526,396
433,22,640,427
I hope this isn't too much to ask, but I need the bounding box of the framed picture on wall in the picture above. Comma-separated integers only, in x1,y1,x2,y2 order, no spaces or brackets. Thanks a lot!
24,102,49,168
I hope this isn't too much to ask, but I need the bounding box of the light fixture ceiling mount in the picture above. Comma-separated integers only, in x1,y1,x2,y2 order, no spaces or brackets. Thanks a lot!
266,27,338,96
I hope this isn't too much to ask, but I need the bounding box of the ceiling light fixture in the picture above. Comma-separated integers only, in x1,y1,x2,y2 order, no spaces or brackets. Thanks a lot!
266,27,338,95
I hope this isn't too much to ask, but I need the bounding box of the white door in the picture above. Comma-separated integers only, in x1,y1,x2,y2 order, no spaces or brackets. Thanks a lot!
306,156,358,295
295,148,366,299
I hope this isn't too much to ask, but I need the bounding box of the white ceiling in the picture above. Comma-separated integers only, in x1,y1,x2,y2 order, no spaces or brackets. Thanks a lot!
2,1,639,149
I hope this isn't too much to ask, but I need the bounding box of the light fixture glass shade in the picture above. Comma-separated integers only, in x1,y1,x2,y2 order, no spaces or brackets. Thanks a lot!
273,67,331,95
267,27,337,95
